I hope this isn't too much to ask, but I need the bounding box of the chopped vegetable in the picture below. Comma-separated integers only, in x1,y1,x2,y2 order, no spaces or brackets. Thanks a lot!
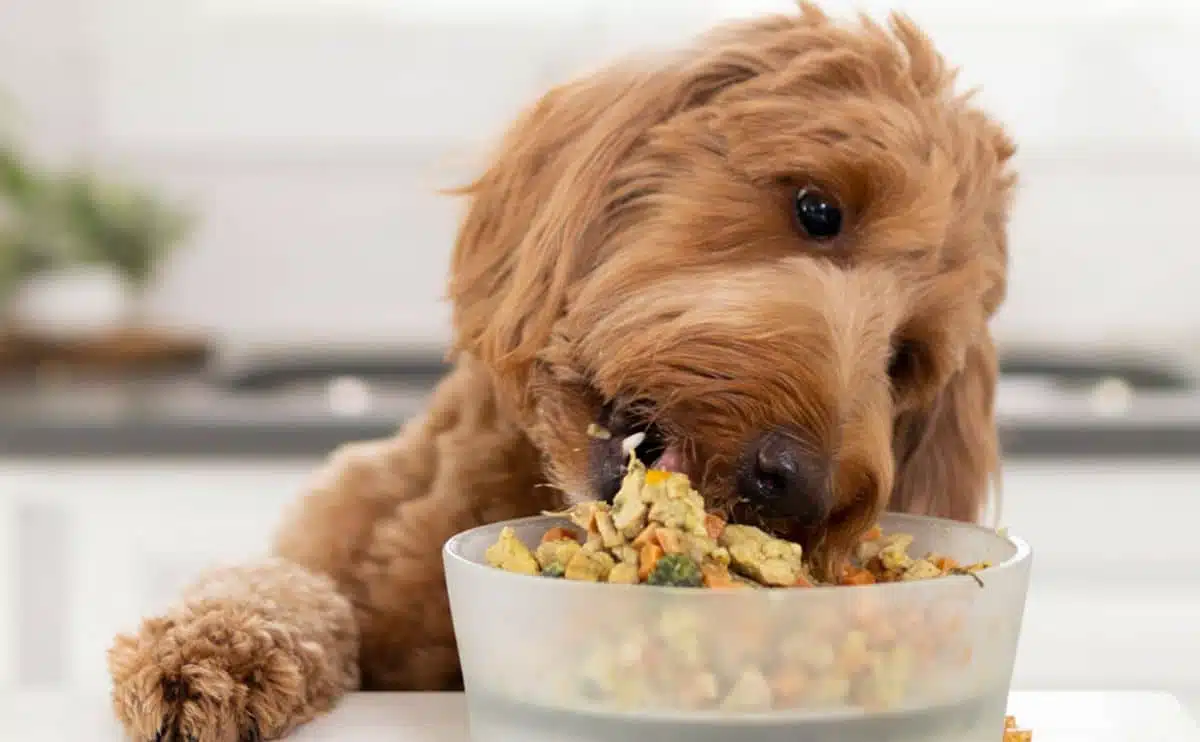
564,549,615,582
646,552,704,587
720,523,811,587
484,527,539,575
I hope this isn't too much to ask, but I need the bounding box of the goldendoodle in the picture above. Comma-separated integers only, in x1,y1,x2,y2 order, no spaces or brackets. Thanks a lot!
108,4,1016,740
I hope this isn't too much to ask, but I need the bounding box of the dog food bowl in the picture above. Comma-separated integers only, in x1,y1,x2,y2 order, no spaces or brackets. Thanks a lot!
444,512,1031,742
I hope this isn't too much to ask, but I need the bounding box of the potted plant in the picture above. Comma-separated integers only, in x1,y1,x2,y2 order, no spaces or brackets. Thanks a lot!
1,92,201,370
0,143,76,335
1,149,192,340
54,169,193,330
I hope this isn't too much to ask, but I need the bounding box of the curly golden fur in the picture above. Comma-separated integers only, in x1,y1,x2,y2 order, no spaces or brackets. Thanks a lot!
108,5,1016,740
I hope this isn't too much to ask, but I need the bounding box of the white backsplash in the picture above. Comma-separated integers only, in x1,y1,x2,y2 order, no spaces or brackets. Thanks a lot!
2,0,1198,350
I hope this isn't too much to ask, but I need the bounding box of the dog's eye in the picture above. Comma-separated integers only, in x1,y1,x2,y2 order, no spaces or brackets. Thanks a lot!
793,187,842,240
888,341,921,387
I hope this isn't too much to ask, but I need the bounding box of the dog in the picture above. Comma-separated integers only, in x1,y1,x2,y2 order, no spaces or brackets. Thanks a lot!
108,4,1016,740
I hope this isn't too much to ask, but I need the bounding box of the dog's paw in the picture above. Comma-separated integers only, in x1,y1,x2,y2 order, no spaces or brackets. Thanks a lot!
108,601,327,742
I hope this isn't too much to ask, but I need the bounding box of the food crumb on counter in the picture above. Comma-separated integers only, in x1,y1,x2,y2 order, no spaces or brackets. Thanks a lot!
1004,714,1033,741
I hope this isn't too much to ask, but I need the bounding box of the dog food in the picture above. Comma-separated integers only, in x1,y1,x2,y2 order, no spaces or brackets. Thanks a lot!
1004,715,1033,742
483,441,1025,738
485,448,991,590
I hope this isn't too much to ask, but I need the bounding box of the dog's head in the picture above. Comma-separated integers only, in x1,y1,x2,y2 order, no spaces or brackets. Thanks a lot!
448,3,1016,568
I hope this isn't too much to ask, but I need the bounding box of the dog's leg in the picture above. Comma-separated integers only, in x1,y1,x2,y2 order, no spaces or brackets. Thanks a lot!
108,356,550,741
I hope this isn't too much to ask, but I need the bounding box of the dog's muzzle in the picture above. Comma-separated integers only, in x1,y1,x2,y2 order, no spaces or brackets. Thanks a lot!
735,430,832,534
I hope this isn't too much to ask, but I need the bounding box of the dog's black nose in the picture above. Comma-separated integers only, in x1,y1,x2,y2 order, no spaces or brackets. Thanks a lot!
737,431,832,527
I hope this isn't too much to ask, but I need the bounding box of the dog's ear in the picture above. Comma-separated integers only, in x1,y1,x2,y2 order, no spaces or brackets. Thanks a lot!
447,44,776,408
888,336,1000,523
447,73,663,410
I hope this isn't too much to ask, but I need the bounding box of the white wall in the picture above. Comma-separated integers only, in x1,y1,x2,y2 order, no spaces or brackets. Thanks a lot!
2,0,1198,348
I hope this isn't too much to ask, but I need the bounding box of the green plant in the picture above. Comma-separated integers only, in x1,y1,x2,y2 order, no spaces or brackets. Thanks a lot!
0,90,194,318
56,170,193,294
0,144,67,303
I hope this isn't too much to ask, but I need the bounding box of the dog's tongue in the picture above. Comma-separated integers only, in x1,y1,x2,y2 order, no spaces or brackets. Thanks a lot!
652,445,686,473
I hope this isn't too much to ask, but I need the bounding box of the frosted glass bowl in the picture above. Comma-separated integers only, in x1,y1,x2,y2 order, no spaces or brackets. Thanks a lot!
445,512,1032,742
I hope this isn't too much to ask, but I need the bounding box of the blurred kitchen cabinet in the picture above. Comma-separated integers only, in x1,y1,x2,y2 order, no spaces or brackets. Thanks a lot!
0,483,14,689
1000,458,1200,695
0,459,316,691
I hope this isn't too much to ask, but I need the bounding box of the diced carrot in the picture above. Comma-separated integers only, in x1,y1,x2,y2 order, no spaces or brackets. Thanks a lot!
860,525,883,542
701,562,742,588
840,567,876,586
632,524,659,547
638,543,664,581
933,555,959,571
792,574,814,588
703,512,726,539
540,527,578,544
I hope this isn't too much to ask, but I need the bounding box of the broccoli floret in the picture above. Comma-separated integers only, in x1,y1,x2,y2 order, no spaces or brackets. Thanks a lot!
541,563,566,578
646,553,703,587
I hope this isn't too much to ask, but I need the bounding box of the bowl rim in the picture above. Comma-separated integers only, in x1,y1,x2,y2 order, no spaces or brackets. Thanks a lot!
442,511,1032,596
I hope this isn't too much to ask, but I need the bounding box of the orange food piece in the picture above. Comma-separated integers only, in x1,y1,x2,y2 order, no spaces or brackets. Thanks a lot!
792,574,814,587
632,524,658,548
840,566,876,586
655,528,684,554
644,469,671,485
860,525,883,542
933,555,960,571
1003,715,1033,742
638,543,664,581
704,512,726,539
769,667,809,704
540,527,578,544
701,562,743,588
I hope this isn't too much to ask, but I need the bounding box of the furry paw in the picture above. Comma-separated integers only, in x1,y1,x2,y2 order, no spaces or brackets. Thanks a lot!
108,600,340,742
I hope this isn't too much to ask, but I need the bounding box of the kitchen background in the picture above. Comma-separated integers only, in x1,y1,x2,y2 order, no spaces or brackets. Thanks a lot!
1,0,1198,722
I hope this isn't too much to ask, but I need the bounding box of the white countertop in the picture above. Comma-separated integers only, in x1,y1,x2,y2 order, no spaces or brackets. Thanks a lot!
1,691,1198,742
